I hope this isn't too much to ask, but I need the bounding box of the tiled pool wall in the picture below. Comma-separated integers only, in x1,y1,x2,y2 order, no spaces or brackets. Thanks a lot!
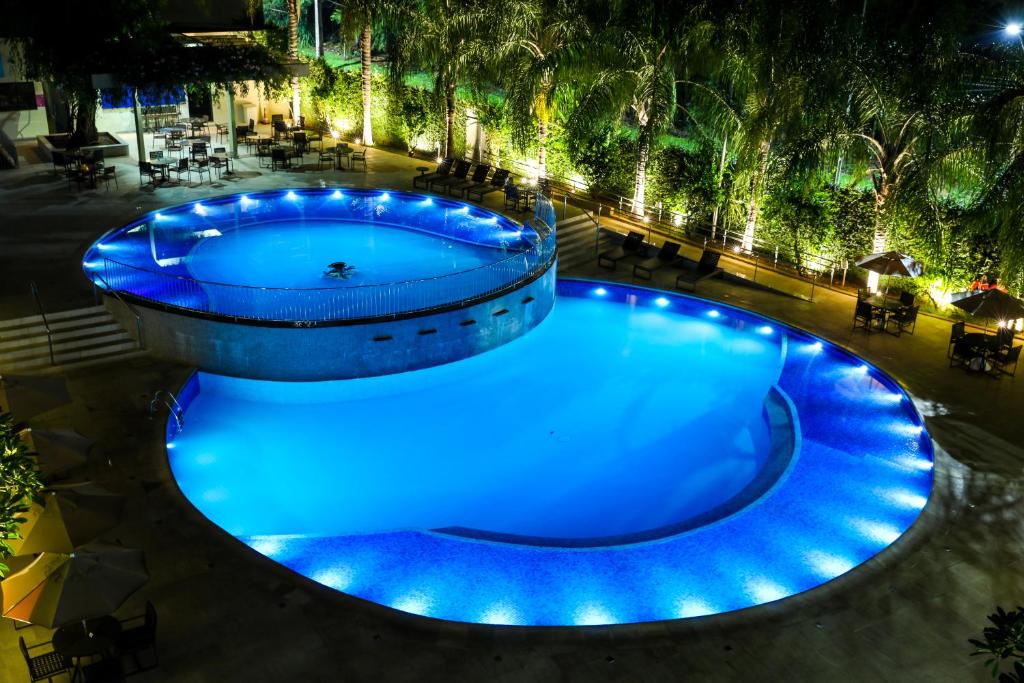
110,262,555,381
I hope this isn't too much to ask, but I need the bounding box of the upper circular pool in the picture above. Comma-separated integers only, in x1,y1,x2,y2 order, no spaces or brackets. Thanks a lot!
82,188,554,323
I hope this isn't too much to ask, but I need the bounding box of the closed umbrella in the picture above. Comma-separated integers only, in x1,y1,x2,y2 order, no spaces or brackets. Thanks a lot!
9,484,125,556
951,289,1024,323
0,375,71,422
855,251,923,295
1,543,147,628
19,428,91,478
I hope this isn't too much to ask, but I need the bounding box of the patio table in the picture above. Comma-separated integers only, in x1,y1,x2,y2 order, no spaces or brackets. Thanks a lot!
333,145,353,170
53,615,121,681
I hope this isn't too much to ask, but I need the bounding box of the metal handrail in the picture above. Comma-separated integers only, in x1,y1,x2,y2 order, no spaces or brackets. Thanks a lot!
149,391,183,432
90,271,146,349
28,282,55,366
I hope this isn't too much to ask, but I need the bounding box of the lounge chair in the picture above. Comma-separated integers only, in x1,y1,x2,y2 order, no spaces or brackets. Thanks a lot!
885,305,918,336
413,157,453,189
675,250,723,291
633,241,682,280
598,232,645,270
466,168,510,201
429,159,471,191
448,164,490,197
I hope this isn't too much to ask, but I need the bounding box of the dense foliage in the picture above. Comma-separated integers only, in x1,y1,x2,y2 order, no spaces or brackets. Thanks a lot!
0,413,41,578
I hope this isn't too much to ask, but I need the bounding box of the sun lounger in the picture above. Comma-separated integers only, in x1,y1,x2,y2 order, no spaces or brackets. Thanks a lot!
598,232,645,269
466,168,510,201
413,157,454,188
633,241,682,280
428,159,471,191
448,164,490,197
674,250,722,290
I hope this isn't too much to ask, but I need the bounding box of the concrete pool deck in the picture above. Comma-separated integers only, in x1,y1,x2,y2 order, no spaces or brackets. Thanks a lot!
0,137,1021,682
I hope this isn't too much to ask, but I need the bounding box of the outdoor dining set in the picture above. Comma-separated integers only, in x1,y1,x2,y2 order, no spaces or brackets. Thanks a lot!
1,375,157,682
49,149,118,192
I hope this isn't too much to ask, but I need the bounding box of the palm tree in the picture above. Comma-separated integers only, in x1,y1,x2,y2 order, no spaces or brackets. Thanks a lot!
332,0,399,145
285,0,301,124
390,0,482,157
489,0,589,180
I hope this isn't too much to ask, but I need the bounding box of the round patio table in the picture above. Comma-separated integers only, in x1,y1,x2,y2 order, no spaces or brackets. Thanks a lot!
416,166,430,175
53,616,121,659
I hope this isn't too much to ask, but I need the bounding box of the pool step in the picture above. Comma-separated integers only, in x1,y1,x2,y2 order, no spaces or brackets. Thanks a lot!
0,305,146,374
556,215,611,273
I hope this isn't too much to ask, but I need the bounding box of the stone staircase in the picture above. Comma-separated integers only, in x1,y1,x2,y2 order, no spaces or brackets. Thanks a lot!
555,213,613,272
0,305,146,374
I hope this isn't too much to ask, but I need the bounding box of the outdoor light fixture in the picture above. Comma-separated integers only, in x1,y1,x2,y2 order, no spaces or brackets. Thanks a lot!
332,190,343,199
757,325,773,335
194,203,207,216
379,192,391,201
286,191,298,200
422,197,433,205
1007,22,1022,36
594,287,608,296
654,297,670,307
436,156,444,163
707,309,721,318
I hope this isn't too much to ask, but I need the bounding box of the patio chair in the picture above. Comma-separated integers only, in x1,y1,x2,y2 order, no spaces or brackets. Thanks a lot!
413,158,454,189
216,123,228,143
273,119,288,141
899,290,916,307
50,150,68,176
885,305,918,336
466,168,511,201
317,147,336,171
236,126,254,152
989,344,1022,378
598,232,645,270
852,300,881,333
116,600,158,673
138,161,161,187
447,163,490,197
675,250,723,291
99,165,118,191
166,135,183,157
995,326,1016,351
209,147,231,178
148,150,164,161
429,159,471,191
190,142,208,162
271,147,290,171
168,158,191,185
350,147,368,171
256,144,273,168
633,241,682,280
292,132,308,155
19,636,70,682
948,321,965,358
190,158,212,184
504,182,529,211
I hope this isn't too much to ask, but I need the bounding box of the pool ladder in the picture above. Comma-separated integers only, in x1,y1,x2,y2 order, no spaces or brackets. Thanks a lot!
150,389,184,434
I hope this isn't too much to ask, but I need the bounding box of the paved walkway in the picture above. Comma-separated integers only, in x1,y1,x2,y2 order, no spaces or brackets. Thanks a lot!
0,138,1021,682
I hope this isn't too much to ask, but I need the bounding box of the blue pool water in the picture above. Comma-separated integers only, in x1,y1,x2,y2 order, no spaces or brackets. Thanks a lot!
168,280,933,626
82,189,549,322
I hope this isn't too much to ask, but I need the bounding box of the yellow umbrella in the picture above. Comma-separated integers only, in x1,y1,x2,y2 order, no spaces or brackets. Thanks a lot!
8,485,125,556
1,543,147,628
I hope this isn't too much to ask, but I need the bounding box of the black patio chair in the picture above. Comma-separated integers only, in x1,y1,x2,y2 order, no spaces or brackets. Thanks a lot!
852,300,881,333
271,147,290,171
350,147,367,171
429,159,471,191
19,636,70,682
989,344,1022,378
413,157,454,189
209,147,231,178
168,157,191,185
633,241,682,280
292,132,308,155
504,181,529,211
885,305,918,336
138,161,161,187
598,232,645,270
466,168,510,201
256,143,273,168
50,150,68,176
317,147,336,171
995,326,1016,351
99,165,118,191
117,600,158,673
675,250,723,291
448,164,490,197
948,321,965,358
190,158,212,184
148,150,164,161
899,290,916,307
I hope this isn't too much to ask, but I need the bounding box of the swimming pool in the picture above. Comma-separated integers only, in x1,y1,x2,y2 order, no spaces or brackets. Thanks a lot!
167,280,933,626
82,188,553,322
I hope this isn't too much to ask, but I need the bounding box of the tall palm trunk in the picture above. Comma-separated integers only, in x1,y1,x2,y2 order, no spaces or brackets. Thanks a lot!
360,24,374,145
711,133,728,233
741,140,771,252
632,116,652,214
535,83,551,180
867,171,892,290
287,0,301,125
444,81,456,157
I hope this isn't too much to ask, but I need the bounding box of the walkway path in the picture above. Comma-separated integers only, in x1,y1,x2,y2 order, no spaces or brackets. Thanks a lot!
0,137,1020,682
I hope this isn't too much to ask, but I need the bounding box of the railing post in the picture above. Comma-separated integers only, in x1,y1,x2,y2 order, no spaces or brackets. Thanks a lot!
596,204,601,227
562,194,567,221
810,272,818,301
774,246,779,267
29,281,56,366
722,229,728,247
753,255,759,283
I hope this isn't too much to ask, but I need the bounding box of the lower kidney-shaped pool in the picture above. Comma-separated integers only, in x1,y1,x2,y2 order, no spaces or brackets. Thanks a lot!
167,279,933,626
